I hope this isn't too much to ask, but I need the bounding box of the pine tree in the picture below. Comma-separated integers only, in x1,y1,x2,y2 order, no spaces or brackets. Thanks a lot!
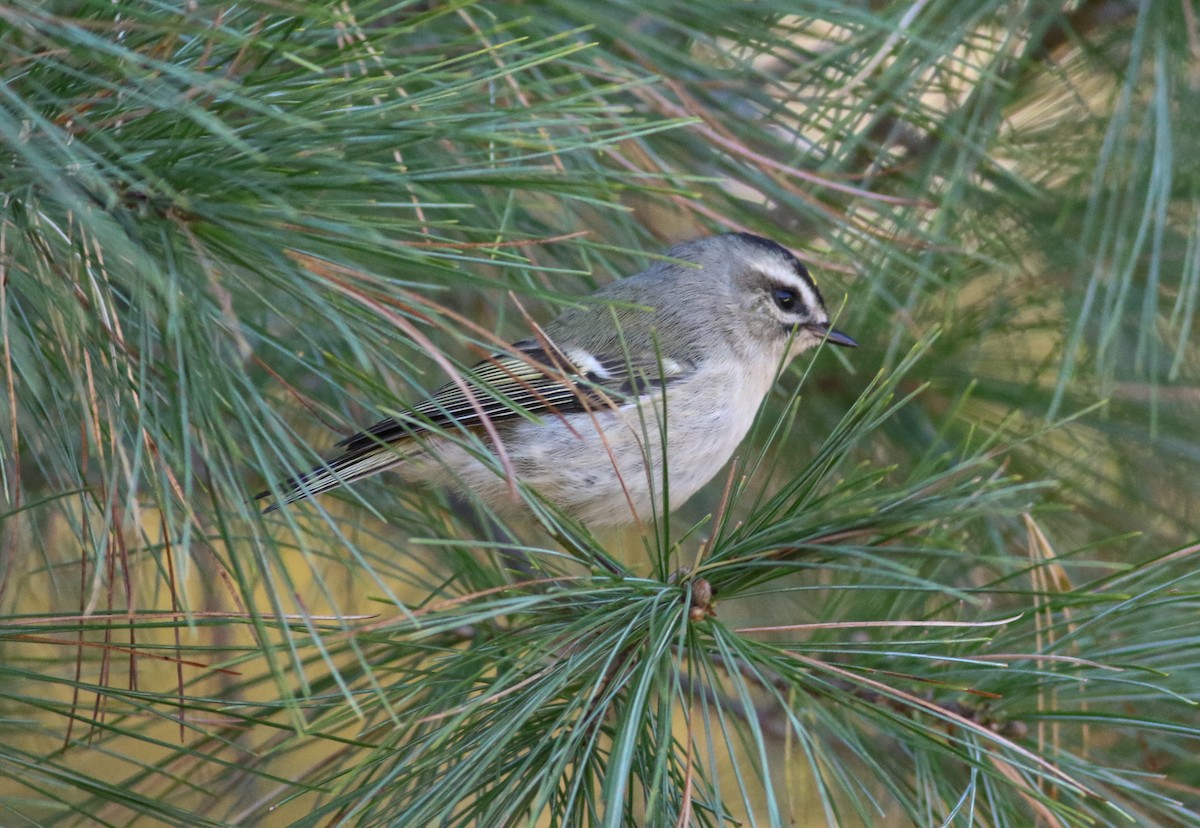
2,2,1197,825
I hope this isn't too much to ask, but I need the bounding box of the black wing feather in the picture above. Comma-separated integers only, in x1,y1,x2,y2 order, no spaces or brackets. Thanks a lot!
259,341,692,510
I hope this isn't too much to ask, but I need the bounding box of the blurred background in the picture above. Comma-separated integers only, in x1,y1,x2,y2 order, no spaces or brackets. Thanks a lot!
2,1,1197,825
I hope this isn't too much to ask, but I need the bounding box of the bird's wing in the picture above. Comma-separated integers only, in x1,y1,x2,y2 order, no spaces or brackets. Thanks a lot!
260,340,694,509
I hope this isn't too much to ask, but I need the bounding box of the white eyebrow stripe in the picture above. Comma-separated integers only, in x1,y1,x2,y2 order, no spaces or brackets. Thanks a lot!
796,279,822,315
761,257,823,313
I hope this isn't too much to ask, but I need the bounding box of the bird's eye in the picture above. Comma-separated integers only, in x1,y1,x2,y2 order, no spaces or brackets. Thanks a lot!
772,287,797,312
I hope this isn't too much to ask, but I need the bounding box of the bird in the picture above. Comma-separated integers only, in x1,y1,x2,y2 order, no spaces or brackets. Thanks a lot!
259,232,856,524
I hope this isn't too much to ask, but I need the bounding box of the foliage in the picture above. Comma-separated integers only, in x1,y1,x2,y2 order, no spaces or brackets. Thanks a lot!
1,1,1197,825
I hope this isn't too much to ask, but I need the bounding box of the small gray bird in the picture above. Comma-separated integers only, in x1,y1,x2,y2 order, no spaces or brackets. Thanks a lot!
260,233,855,523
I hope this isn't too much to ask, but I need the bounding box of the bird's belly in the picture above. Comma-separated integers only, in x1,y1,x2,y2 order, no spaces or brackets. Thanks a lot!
412,372,768,525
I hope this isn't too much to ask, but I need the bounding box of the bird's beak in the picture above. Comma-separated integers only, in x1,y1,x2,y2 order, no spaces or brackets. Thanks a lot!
807,323,858,348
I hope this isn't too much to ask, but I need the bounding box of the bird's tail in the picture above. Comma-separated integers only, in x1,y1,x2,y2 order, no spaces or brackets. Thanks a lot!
256,443,406,512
